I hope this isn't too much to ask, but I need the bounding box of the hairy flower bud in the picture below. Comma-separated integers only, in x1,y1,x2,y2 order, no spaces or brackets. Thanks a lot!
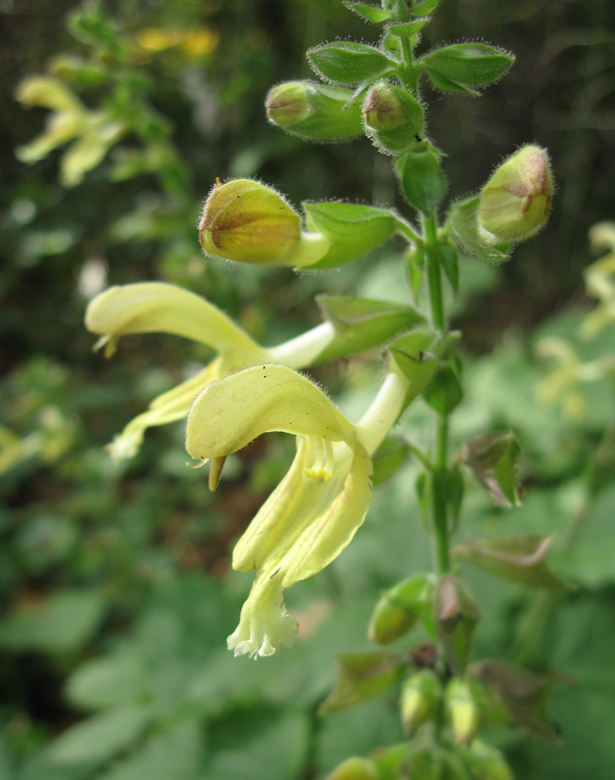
478,145,553,243
445,677,481,746
363,81,423,155
266,81,363,141
266,82,310,126
400,669,442,732
200,178,302,264
464,740,514,780
368,573,432,645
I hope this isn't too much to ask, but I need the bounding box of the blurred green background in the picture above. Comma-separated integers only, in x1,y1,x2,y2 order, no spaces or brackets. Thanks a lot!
1,1,615,778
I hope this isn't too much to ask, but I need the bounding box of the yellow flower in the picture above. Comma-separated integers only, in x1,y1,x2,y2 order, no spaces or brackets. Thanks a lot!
85,282,335,459
186,364,410,658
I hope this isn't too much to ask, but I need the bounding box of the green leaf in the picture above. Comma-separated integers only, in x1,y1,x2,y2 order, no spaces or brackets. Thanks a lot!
396,142,447,215
388,328,440,403
453,535,567,589
66,650,146,711
388,18,431,36
97,718,202,780
319,651,403,712
307,42,397,85
462,431,522,508
409,0,441,16
449,196,511,264
437,241,459,294
0,588,106,654
371,435,412,486
46,705,151,765
470,660,558,740
419,44,514,90
315,295,426,362
405,245,425,303
303,202,398,268
422,68,481,95
423,363,463,416
344,2,393,23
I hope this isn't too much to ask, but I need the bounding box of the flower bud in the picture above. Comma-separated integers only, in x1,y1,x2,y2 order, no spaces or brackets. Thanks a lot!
368,573,433,645
400,669,442,732
325,757,381,780
478,145,553,243
266,81,363,141
445,677,481,747
363,82,423,155
266,82,310,126
200,179,302,264
464,740,514,780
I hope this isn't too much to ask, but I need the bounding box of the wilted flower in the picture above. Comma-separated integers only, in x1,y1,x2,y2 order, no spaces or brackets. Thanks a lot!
85,282,335,459
186,364,410,658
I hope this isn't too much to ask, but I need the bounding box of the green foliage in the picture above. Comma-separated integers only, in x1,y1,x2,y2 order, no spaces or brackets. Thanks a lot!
2,0,615,779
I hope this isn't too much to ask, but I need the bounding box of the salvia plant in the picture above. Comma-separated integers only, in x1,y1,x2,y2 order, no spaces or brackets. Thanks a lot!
20,0,561,777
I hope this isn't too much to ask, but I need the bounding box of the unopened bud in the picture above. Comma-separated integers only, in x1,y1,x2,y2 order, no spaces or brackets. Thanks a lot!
368,574,433,645
478,145,553,243
325,757,380,780
266,81,363,141
363,82,423,155
400,669,442,732
199,179,328,266
266,82,310,126
445,678,481,747
464,740,514,780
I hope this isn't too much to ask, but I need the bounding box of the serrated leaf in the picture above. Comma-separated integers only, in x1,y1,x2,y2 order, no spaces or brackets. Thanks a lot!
345,2,393,23
462,431,521,507
396,142,447,215
303,202,398,268
423,363,463,416
420,44,514,88
453,535,567,589
308,42,397,85
320,651,403,712
316,295,425,362
449,195,511,264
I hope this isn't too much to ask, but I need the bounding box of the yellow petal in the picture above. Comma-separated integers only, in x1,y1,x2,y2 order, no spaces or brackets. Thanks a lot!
107,363,219,460
186,364,356,460
85,282,259,354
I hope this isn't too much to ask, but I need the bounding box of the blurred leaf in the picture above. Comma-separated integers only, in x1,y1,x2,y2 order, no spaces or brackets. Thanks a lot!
320,651,403,712
66,650,146,711
0,589,106,654
46,704,151,765
206,707,310,780
371,435,412,486
462,431,522,508
453,535,567,589
423,363,463,417
435,574,480,675
97,717,202,780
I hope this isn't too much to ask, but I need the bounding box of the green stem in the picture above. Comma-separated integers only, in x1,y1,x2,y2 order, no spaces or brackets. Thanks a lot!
425,215,444,331
424,213,450,574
